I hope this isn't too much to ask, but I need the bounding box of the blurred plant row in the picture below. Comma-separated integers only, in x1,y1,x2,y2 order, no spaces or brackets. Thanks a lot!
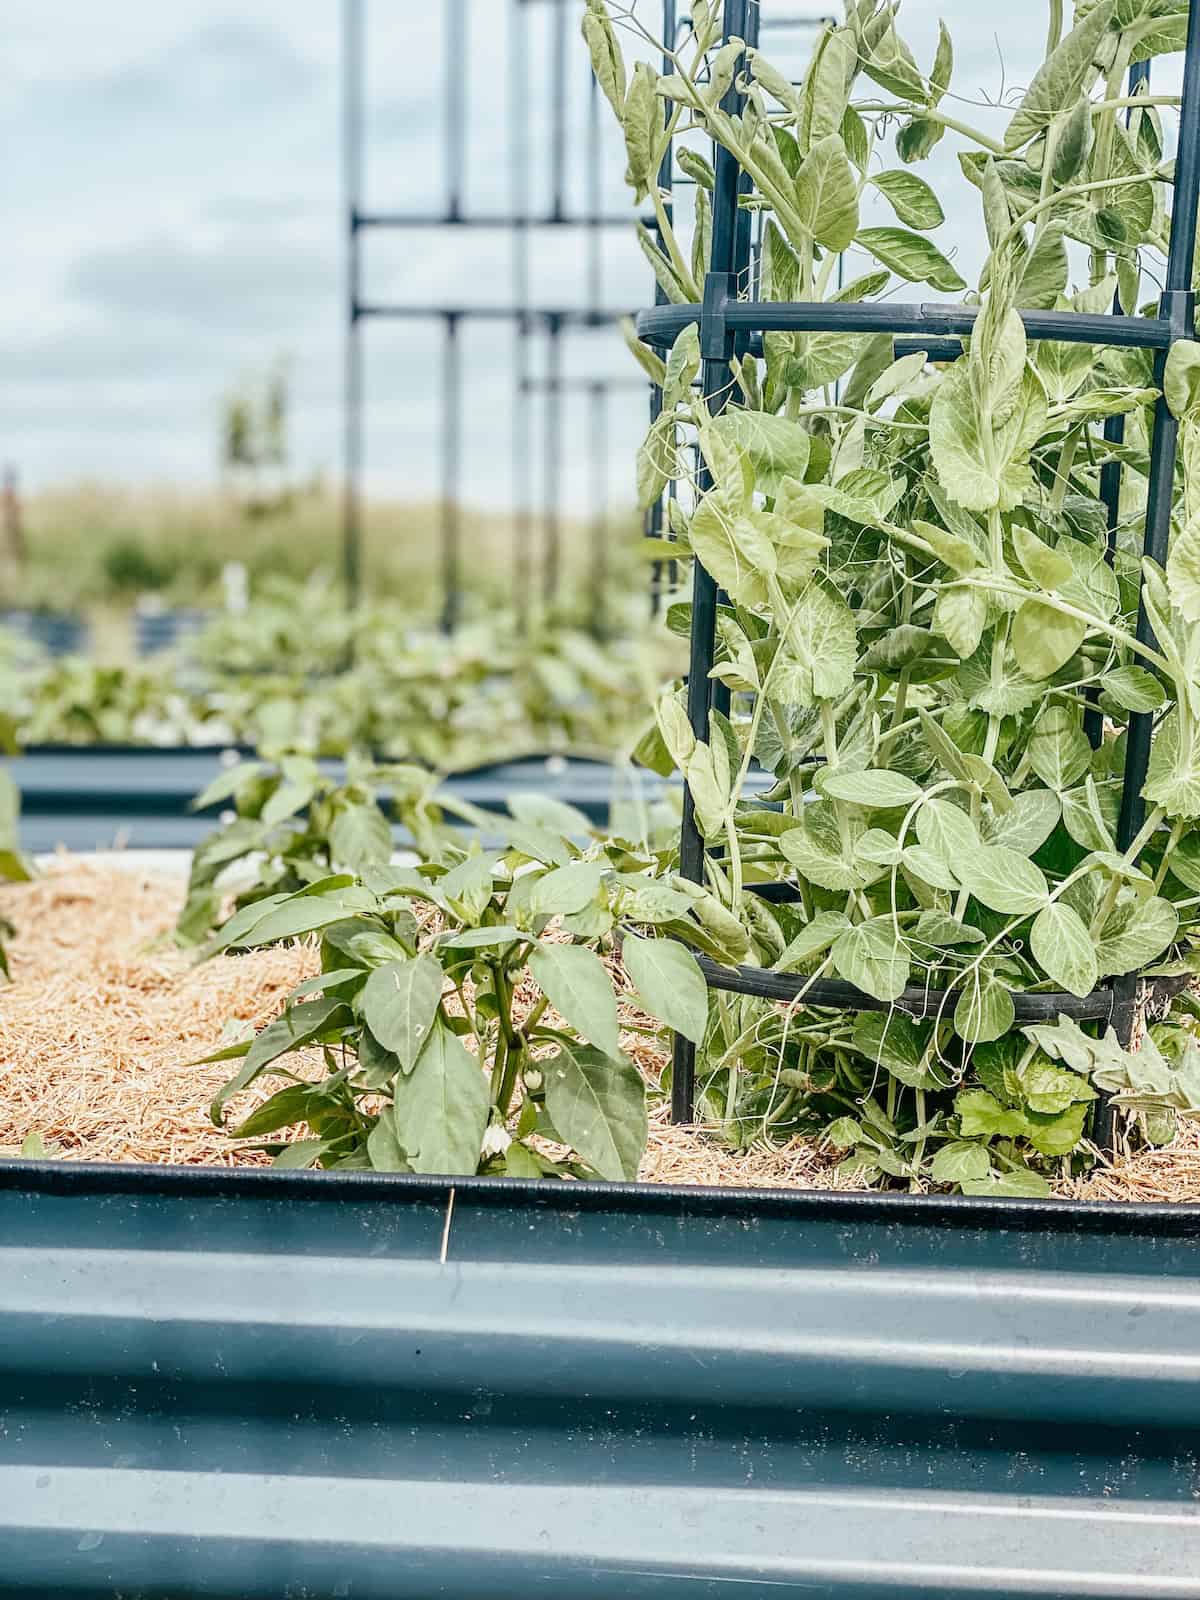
0,578,680,766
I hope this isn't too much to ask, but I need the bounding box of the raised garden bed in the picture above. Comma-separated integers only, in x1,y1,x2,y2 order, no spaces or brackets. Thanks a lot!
2,860,1196,1201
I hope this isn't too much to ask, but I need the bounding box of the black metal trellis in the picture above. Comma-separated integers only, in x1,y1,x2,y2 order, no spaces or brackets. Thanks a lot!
633,0,1200,1129
342,0,668,634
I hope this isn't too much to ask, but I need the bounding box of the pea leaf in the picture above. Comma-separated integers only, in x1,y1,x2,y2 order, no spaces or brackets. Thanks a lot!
962,1167,1051,1198
831,917,911,1002
930,361,1046,511
820,770,922,809
775,910,852,970
688,500,776,609
915,798,981,863
1012,526,1073,590
954,975,1016,1044
954,846,1049,914
780,827,864,893
980,789,1061,856
1030,902,1098,997
1004,2,1116,149
776,578,858,705
934,586,988,659
361,954,445,1071
1096,895,1179,977
581,4,626,122
795,133,860,250
856,227,966,292
708,411,810,495
1011,599,1086,680
528,942,621,1057
1167,510,1200,624
622,933,709,1044
851,1011,935,1088
1100,665,1166,713
1164,338,1200,420
870,169,945,230
1028,704,1092,790
930,1141,991,1184
543,1041,647,1180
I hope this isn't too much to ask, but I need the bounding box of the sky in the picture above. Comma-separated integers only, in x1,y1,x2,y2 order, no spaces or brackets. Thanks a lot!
0,0,1166,514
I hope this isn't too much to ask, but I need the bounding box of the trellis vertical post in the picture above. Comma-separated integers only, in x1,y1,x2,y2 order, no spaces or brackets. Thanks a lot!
1095,6,1200,1143
342,0,364,612
671,0,756,1125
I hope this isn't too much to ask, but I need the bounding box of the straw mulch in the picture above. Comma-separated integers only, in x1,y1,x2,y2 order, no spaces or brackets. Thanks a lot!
0,861,1197,1201
1065,1117,1200,1204
0,861,317,1164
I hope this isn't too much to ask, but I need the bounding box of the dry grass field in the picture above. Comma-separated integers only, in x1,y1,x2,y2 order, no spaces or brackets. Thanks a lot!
6,482,643,617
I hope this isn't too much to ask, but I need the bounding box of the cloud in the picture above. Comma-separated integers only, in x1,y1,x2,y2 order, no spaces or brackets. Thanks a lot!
67,234,338,335
1,0,1173,511
35,20,321,128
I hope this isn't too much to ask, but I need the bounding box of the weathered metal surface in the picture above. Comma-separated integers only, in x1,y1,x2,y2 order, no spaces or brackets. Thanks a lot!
9,749,687,851
0,1162,1197,1596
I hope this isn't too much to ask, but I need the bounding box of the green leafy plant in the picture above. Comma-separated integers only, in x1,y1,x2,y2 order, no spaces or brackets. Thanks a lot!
201,803,715,1177
176,754,415,945
0,587,679,762
0,768,33,980
588,0,1200,1188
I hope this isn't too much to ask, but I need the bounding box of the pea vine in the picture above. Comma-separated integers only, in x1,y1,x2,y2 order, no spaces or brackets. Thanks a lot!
591,0,1200,1190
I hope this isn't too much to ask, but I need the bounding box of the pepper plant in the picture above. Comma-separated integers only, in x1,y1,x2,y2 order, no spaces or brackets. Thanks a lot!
202,799,717,1176
587,0,1200,1188
176,755,452,945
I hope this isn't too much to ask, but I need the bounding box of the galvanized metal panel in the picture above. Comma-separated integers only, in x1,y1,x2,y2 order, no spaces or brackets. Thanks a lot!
0,1163,1198,1597
11,749,706,851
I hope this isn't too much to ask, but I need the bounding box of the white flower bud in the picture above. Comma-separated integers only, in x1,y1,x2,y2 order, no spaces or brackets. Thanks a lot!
480,1124,512,1159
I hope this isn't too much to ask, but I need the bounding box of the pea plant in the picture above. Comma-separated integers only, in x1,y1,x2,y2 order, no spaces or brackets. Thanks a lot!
201,802,717,1177
588,0,1200,1189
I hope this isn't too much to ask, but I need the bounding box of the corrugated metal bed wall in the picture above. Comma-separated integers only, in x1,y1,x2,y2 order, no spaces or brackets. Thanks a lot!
0,1162,1197,1597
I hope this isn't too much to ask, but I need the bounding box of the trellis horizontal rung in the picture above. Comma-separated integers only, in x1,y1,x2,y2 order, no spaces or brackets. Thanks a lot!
696,958,1190,1028
352,305,622,325
354,212,654,230
635,298,1188,352
893,336,963,362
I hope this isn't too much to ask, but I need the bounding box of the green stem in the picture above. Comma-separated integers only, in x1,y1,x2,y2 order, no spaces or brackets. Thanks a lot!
1089,805,1167,937
954,575,1171,675
1001,169,1161,258
1154,819,1186,891
520,993,551,1040
855,103,1005,155
652,186,701,301
912,1087,929,1191
1049,427,1082,517
1046,0,1063,54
